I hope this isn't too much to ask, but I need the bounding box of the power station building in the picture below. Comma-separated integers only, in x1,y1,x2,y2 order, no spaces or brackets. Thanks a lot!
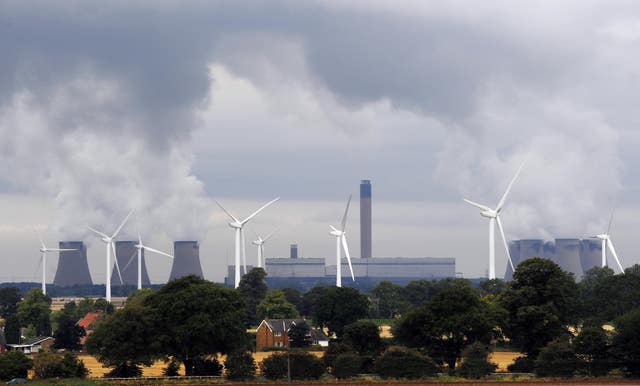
111,241,150,286
53,241,93,286
360,179,372,259
169,241,203,280
504,238,604,280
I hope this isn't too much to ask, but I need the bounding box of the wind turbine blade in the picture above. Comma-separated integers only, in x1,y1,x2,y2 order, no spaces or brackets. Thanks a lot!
341,235,355,281
496,216,515,272
496,160,525,211
264,228,278,242
463,199,491,212
214,200,240,223
607,239,624,273
607,206,616,235
87,226,109,239
241,197,280,225
111,244,124,285
121,250,138,273
37,231,46,250
143,245,174,259
46,248,77,252
111,210,134,239
329,225,339,233
340,195,352,232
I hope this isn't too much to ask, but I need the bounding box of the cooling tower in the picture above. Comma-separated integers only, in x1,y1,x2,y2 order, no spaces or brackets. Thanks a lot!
53,241,93,286
554,238,584,279
580,239,602,274
519,239,545,261
504,240,521,281
168,241,203,280
111,241,150,286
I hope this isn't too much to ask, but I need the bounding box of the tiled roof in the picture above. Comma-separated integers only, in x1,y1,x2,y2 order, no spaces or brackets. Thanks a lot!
263,319,307,334
22,336,52,346
77,311,104,330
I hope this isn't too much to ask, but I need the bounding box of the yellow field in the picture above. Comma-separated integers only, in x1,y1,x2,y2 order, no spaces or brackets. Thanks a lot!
489,351,521,372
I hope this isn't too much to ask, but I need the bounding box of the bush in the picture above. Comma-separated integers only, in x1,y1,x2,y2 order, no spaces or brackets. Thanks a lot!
343,320,383,354
33,352,87,379
323,342,354,368
260,350,325,380
163,359,181,376
104,363,142,378
574,325,613,376
507,356,534,373
612,308,640,377
192,357,223,376
534,338,581,378
224,351,256,381
0,351,33,381
374,346,439,379
456,342,497,379
332,352,362,379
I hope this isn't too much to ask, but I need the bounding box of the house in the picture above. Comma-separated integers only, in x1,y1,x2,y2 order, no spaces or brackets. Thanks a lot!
0,329,6,353
7,336,53,354
77,311,104,349
255,319,329,350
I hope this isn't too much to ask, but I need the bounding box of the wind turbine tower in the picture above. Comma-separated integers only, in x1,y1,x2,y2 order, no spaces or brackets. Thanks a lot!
330,195,355,287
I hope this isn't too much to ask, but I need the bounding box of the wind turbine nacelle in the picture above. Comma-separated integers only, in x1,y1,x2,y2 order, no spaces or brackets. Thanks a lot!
229,222,242,229
480,210,497,219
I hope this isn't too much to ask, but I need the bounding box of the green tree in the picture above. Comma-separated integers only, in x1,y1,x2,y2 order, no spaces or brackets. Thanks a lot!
260,350,325,380
332,352,362,379
281,288,303,314
612,308,640,377
323,342,355,369
301,286,329,317
144,275,248,375
456,342,497,379
32,351,88,379
17,288,52,337
479,279,506,297
85,301,158,377
374,346,439,379
499,258,578,359
578,266,617,321
534,337,580,378
256,290,299,320
394,280,497,371
4,313,21,344
0,287,21,318
370,281,409,318
574,325,613,376
0,351,33,381
402,279,436,307
343,320,383,354
53,313,86,351
288,322,312,348
238,268,268,326
312,286,369,337
224,351,256,380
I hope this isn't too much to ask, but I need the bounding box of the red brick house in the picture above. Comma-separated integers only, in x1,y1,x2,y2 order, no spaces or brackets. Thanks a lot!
77,311,104,349
255,319,329,350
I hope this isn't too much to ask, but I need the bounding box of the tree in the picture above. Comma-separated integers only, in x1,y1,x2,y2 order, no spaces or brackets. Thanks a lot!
312,286,369,337
402,279,436,307
456,342,497,379
224,351,256,381
370,281,409,318
53,313,86,351
0,287,21,318
612,308,640,377
578,266,617,321
499,258,578,359
86,301,158,377
374,346,439,379
332,352,362,379
260,350,325,380
394,280,497,371
256,290,299,320
343,320,383,354
237,268,268,326
479,279,506,297
574,325,613,376
17,288,52,337
323,342,354,369
0,351,33,381
144,275,248,375
301,286,329,317
32,351,88,379
281,287,303,314
534,337,580,378
288,322,312,348
4,313,21,344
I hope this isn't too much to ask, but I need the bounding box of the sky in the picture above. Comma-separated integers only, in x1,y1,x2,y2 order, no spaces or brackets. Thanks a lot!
2,0,640,284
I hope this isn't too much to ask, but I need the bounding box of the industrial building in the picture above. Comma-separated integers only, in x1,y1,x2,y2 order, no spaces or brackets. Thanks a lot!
111,241,150,286
169,241,203,280
53,241,93,286
504,238,603,280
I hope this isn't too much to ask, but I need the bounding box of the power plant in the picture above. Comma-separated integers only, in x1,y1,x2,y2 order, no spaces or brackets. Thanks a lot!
360,179,372,259
53,241,93,286
169,241,203,280
111,241,150,287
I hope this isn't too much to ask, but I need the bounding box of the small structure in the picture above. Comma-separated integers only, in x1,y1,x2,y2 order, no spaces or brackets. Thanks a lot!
77,311,104,349
7,336,53,354
256,319,329,350
0,329,6,353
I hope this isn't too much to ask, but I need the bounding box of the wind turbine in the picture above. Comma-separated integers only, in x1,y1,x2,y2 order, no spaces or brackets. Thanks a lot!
592,207,624,272
252,229,278,269
121,229,174,290
88,210,133,302
215,197,280,288
463,162,525,280
37,233,77,296
330,195,355,287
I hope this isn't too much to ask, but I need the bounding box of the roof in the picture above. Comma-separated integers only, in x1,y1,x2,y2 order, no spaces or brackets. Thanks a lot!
310,328,329,342
259,319,307,334
8,336,52,348
77,311,104,329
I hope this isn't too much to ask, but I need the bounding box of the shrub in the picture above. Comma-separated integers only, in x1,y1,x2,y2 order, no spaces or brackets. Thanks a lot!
374,346,439,379
192,357,223,376
260,350,325,380
163,359,181,376
343,320,383,354
534,338,581,378
104,363,142,378
574,325,613,376
224,351,256,381
332,352,362,379
0,351,33,381
456,342,497,379
323,342,354,368
507,356,534,373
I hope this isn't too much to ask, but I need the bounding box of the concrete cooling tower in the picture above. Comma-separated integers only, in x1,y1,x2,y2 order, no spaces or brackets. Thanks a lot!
111,241,150,286
169,241,203,280
553,239,584,279
53,241,93,286
579,239,602,274
504,239,544,280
